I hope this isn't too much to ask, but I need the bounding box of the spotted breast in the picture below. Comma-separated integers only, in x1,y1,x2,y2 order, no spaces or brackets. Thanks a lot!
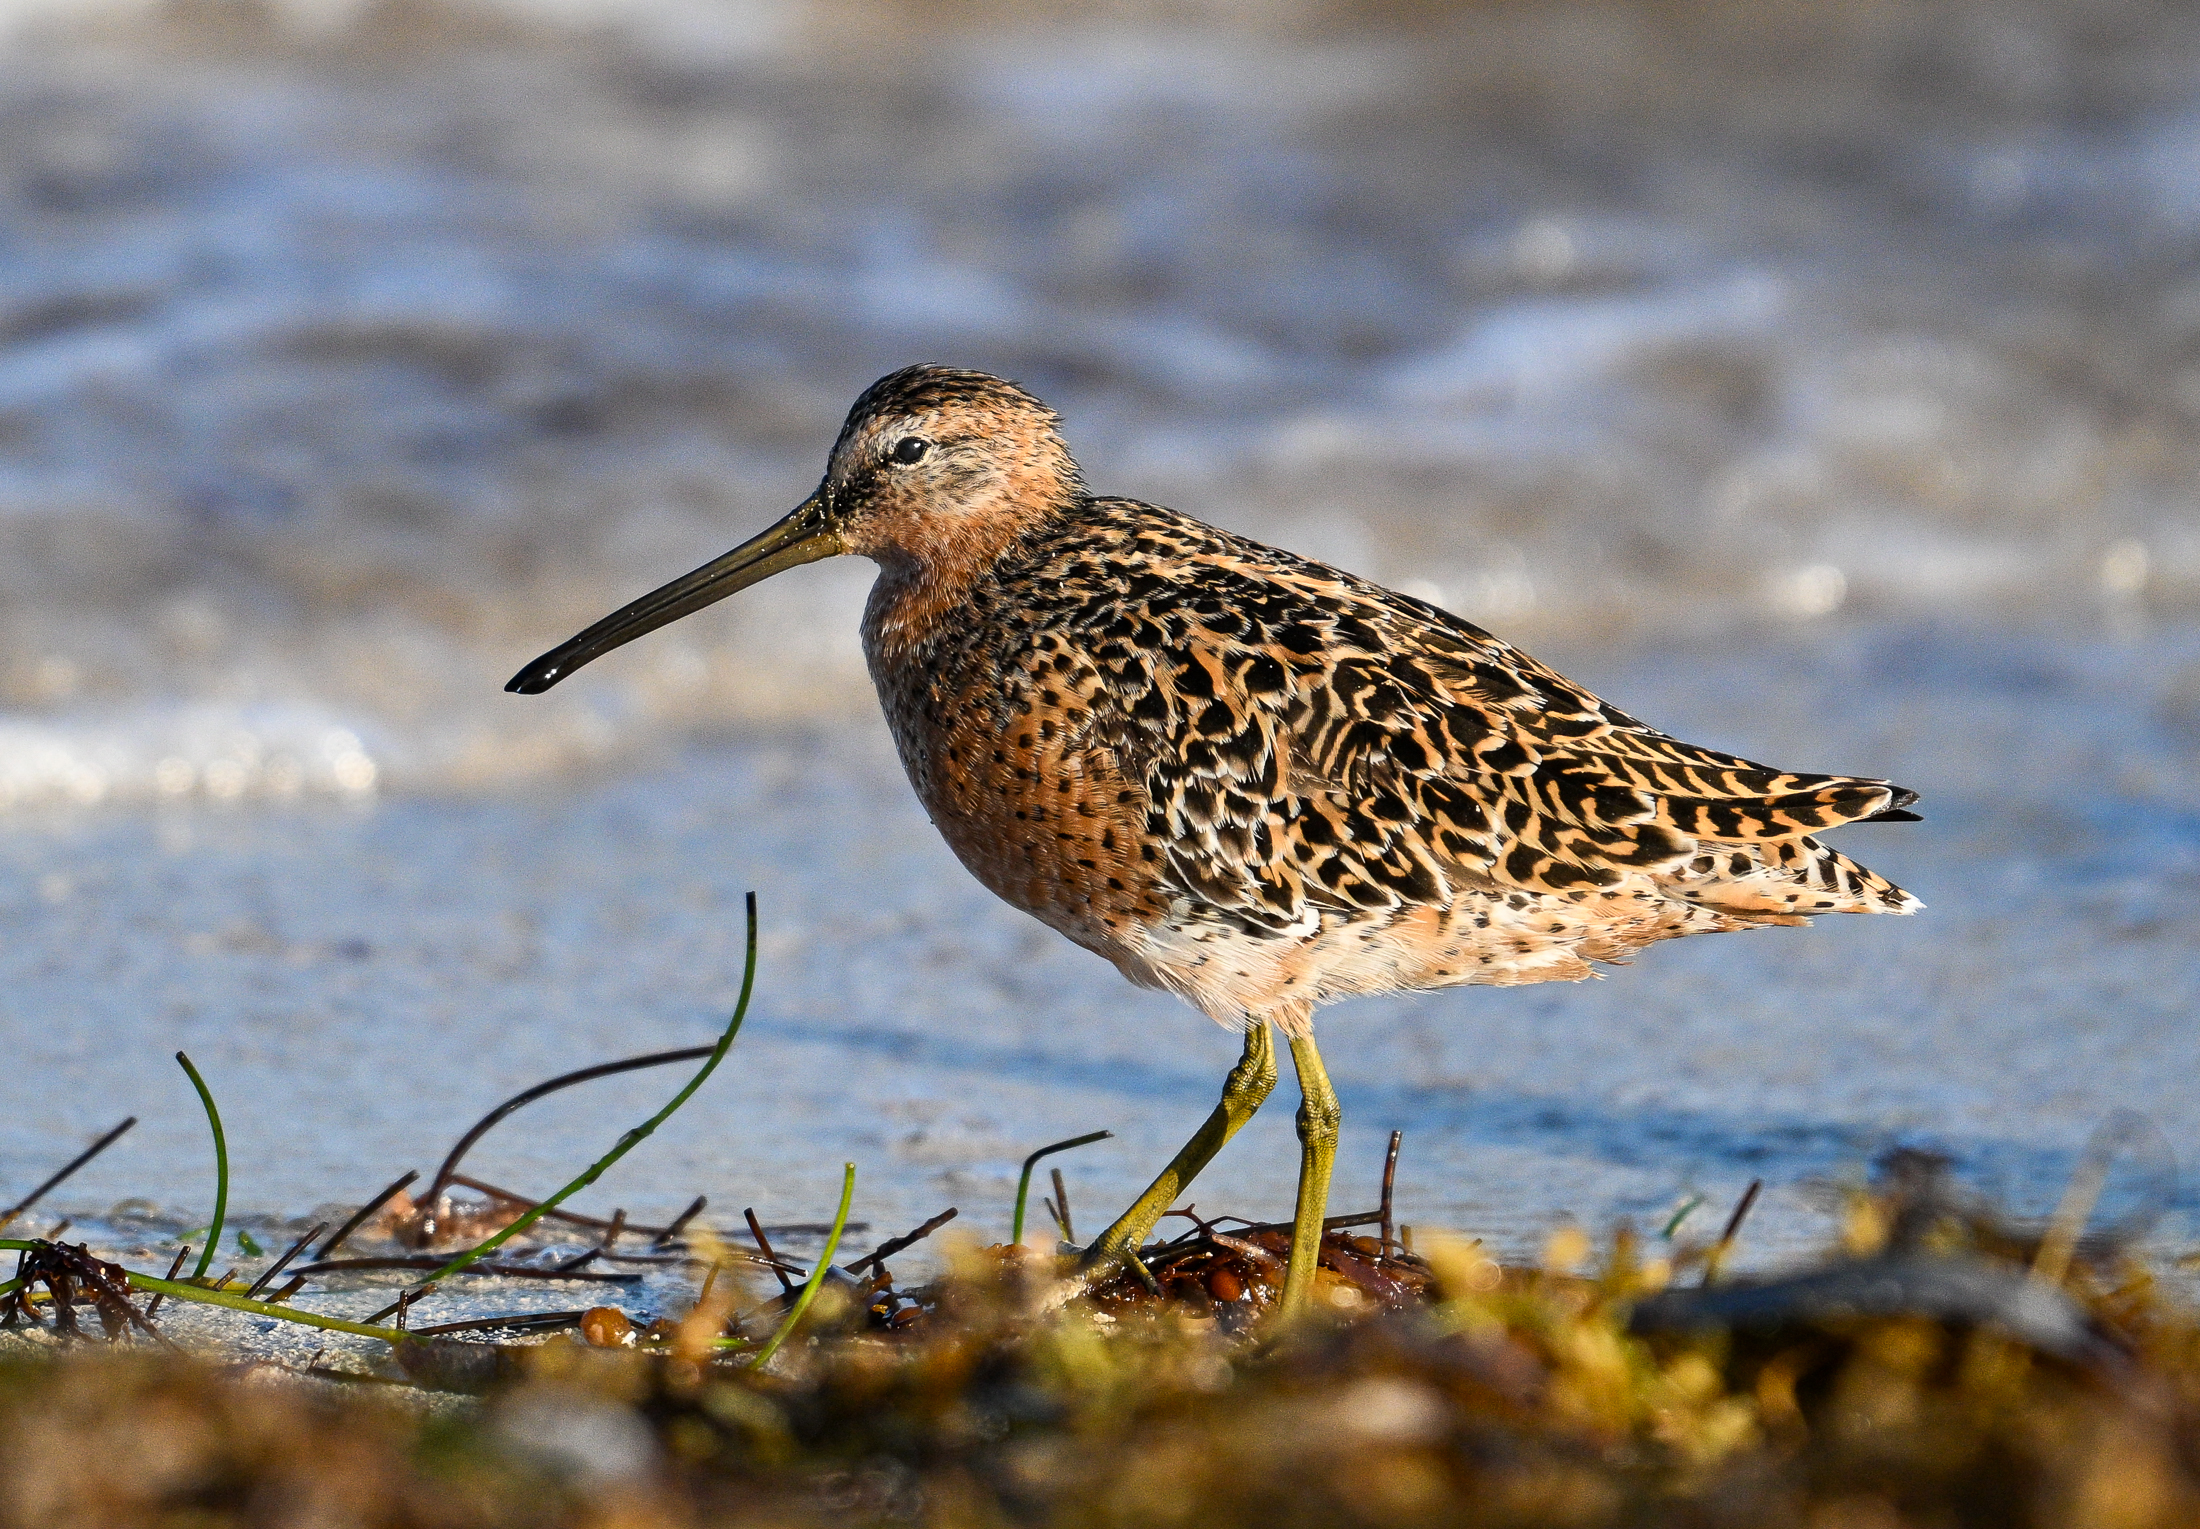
862,495,1919,1032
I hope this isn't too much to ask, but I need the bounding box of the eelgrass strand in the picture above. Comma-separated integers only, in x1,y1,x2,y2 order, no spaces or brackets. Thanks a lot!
1661,1194,1706,1240
1011,1131,1112,1246
175,1053,228,1281
0,1239,410,1344
125,1272,412,1343
748,1163,855,1370
414,891,760,1292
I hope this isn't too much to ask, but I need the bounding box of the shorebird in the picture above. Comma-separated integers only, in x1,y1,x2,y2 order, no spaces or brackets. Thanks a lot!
508,364,1922,1313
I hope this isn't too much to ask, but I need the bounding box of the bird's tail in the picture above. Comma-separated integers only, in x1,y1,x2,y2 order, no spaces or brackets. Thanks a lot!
1659,833,1922,922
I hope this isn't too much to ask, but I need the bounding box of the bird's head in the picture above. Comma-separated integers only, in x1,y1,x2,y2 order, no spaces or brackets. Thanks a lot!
506,364,1079,694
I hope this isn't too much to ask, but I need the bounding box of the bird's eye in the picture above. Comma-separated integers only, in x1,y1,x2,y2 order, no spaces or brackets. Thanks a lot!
889,437,930,465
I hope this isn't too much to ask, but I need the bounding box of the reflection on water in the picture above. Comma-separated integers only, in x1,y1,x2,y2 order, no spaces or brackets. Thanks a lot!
0,0,2197,803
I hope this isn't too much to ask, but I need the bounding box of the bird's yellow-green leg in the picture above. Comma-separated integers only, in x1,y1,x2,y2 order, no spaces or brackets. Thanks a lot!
1280,1031,1341,1316
1082,1023,1276,1274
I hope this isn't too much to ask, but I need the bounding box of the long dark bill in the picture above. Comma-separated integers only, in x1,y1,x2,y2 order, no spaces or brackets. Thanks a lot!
506,494,844,694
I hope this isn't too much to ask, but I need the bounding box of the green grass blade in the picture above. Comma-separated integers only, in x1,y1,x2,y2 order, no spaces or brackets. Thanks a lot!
1661,1194,1706,1240
415,891,761,1291
748,1163,855,1370
126,1272,412,1343
1,1236,408,1344
1011,1130,1112,1245
174,1053,228,1281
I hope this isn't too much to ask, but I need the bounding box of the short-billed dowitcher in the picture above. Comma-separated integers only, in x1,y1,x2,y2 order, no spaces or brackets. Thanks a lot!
509,365,1922,1313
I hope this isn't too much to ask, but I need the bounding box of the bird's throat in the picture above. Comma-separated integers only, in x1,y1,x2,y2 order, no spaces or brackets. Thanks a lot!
857,495,1069,669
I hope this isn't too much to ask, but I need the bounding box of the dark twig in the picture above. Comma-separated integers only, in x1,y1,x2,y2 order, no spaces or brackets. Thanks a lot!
416,1045,721,1233
654,1196,707,1250
364,1285,438,1327
1012,1131,1113,1245
1380,1130,1403,1258
540,1212,623,1273
143,1247,189,1320
410,1310,588,1338
1702,1179,1763,1287
1205,1232,1285,1268
1051,1168,1074,1245
747,1208,795,1293
294,1255,640,1283
1145,1222,1285,1272
449,1175,626,1232
0,1117,136,1233
245,1222,329,1300
847,1208,959,1279
316,1172,418,1260
1161,1205,1221,1245
1187,1210,1384,1244
451,1176,859,1243
737,1222,855,1237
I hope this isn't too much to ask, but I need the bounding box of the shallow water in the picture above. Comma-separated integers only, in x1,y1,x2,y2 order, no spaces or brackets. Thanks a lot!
6,620,2196,1282
2,1,2199,1295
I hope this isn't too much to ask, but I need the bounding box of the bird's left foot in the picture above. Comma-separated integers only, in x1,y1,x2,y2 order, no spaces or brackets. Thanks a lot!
1278,1031,1340,1317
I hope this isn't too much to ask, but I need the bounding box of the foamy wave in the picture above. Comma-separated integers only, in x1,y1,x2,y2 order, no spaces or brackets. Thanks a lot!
1382,274,1789,408
0,704,382,810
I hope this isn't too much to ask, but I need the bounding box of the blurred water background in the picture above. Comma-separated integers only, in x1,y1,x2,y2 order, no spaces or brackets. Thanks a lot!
1,0,2197,1280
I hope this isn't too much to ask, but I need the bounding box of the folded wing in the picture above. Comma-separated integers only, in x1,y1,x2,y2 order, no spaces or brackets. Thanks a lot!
1097,547,1920,936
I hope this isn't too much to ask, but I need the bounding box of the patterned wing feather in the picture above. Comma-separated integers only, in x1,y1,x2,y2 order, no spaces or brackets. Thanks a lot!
1060,503,1920,932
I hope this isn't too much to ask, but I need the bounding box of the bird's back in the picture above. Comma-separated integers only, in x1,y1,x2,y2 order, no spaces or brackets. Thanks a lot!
865,496,1919,1027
